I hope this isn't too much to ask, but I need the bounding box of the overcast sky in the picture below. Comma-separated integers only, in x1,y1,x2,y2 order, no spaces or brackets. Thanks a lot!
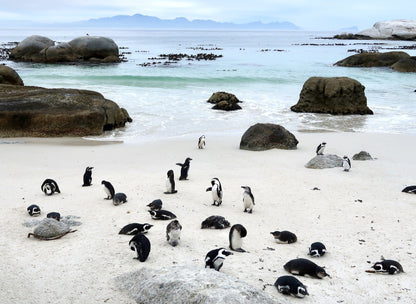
0,0,414,30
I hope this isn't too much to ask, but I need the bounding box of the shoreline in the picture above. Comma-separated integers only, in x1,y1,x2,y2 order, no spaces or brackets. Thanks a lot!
1,131,416,303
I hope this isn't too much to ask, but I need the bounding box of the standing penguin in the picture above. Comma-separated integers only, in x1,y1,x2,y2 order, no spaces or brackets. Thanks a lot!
41,179,61,195
129,234,151,262
229,224,247,252
198,135,206,149
166,219,182,247
82,167,93,187
316,142,326,155
342,156,351,171
101,180,115,200
241,186,255,213
176,157,192,180
164,170,178,194
206,178,223,206
205,248,233,271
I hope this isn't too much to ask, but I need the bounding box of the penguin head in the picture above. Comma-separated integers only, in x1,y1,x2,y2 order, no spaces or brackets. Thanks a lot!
27,204,41,216
86,167,94,172
270,231,281,238
309,249,320,257
185,157,192,163
101,180,106,185
219,248,233,257
167,170,174,178
322,142,326,146
143,224,153,232
241,186,251,192
316,266,330,278
297,285,309,297
371,262,384,271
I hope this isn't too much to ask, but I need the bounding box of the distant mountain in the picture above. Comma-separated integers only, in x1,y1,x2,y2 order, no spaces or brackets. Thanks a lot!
67,14,299,30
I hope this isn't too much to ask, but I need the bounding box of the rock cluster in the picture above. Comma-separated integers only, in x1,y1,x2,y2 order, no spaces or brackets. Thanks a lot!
114,265,277,304
9,35,120,63
240,123,298,151
291,77,373,115
207,91,242,111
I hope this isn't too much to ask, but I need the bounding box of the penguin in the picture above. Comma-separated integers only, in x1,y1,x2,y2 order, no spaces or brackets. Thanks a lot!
166,219,182,247
164,170,178,194
270,230,297,244
129,234,151,262
229,224,247,252
316,142,326,155
241,186,255,213
284,258,330,279
308,242,327,257
402,185,416,194
201,215,230,229
113,193,127,206
274,275,309,298
41,179,60,195
101,180,115,200
198,135,206,149
205,248,233,271
82,166,93,187
206,178,223,206
343,156,351,171
371,258,404,274
119,223,153,235
47,212,61,221
147,199,163,211
176,157,192,180
27,204,41,217
149,210,176,220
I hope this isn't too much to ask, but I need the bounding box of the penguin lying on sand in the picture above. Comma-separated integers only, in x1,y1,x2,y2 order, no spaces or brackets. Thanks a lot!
275,275,309,298
119,223,153,235
41,179,60,196
284,258,330,279
205,248,233,271
166,220,182,247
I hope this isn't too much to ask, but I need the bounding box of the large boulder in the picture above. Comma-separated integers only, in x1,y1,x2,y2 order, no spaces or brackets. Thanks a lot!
334,51,410,67
207,92,242,111
0,65,24,85
358,20,416,40
305,154,343,169
240,123,298,151
114,265,278,304
391,57,416,72
290,77,373,115
0,84,132,137
9,35,120,63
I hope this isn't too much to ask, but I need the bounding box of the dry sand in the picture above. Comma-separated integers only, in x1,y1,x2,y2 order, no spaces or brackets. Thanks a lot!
1,132,416,303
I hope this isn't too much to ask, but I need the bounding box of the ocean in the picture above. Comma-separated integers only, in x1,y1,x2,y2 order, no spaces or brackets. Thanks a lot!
1,28,416,142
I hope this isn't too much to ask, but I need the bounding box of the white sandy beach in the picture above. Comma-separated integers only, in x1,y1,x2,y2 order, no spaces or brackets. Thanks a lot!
1,131,416,304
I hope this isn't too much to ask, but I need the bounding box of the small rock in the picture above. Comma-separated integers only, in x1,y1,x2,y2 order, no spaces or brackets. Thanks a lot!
352,151,373,160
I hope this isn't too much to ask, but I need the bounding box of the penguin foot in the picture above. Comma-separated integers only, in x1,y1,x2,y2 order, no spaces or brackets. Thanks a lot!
244,209,247,212
248,210,253,214
235,248,246,253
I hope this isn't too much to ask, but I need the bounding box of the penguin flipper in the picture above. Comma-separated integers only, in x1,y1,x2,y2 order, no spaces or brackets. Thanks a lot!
206,187,212,192
176,163,183,167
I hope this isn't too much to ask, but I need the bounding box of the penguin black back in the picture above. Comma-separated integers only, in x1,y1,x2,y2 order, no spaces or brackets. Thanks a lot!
402,185,416,194
82,166,93,187
201,215,230,229
129,234,151,262
284,258,330,279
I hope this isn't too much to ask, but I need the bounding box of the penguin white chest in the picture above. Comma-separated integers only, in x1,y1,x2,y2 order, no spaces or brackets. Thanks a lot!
231,230,243,249
243,193,253,209
166,178,171,192
168,229,181,241
103,186,111,196
213,257,225,270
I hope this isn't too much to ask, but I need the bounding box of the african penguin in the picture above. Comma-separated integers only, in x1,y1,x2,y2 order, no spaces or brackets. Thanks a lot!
119,223,153,235
402,185,416,194
176,157,192,180
147,199,163,211
206,178,223,206
198,135,206,149
166,219,182,247
241,186,255,213
129,234,151,262
371,258,404,274
308,242,327,257
41,179,60,196
343,156,351,171
229,224,247,252
316,142,326,155
149,210,177,220
101,180,115,200
284,258,330,279
274,275,309,298
164,170,178,194
113,193,127,206
46,212,61,221
201,215,230,229
82,166,93,187
27,204,41,217
270,230,297,244
205,248,233,271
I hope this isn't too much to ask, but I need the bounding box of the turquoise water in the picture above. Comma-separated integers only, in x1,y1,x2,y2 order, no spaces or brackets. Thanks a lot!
1,28,416,142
